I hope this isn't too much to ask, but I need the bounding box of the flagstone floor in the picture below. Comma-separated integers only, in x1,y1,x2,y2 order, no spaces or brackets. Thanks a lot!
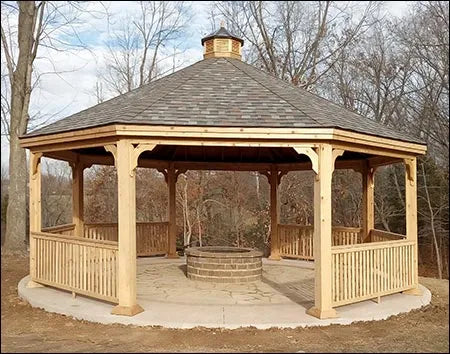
137,257,315,307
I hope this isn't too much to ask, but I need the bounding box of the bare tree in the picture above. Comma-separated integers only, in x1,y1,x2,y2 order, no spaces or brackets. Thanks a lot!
1,1,45,250
211,1,379,90
1,1,105,251
101,1,191,96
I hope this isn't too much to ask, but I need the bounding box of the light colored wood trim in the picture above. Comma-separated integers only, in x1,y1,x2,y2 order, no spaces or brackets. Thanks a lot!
268,165,281,260
370,229,406,242
71,161,84,237
167,162,178,258
31,231,119,302
332,239,414,252
21,125,118,146
333,285,414,307
117,125,334,139
42,223,75,234
31,277,119,303
20,124,426,156
29,152,42,281
330,141,417,159
104,144,118,167
332,129,426,154
131,143,156,175
332,149,345,171
308,144,337,319
32,231,119,248
404,157,418,288
331,240,416,307
83,222,169,256
293,147,319,174
115,139,142,315
28,136,120,152
361,163,376,242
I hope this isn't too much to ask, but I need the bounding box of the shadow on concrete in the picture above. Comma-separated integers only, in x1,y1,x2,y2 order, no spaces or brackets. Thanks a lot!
177,264,187,277
261,275,314,309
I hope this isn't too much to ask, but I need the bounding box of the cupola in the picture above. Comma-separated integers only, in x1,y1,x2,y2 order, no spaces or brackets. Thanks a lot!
201,22,244,60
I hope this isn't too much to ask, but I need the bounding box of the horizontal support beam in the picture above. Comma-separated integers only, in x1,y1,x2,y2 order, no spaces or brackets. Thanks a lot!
39,153,371,173
21,124,426,156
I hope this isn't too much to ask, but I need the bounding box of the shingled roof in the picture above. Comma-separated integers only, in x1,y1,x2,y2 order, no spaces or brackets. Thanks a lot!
23,56,423,144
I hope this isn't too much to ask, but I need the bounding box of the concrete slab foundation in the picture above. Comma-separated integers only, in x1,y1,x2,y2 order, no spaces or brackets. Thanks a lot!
18,257,431,329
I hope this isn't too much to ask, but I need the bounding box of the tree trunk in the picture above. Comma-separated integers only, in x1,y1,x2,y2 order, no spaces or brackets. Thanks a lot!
421,163,442,279
4,2,37,251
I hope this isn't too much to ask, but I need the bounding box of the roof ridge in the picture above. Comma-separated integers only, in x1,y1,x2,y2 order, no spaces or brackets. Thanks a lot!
223,58,324,127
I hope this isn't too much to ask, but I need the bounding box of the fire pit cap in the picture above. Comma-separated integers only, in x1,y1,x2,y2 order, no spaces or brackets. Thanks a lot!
185,246,263,258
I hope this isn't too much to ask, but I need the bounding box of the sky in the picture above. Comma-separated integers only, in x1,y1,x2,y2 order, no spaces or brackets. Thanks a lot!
0,1,411,170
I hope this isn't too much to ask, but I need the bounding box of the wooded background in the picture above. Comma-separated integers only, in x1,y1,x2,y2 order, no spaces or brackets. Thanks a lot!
1,1,448,279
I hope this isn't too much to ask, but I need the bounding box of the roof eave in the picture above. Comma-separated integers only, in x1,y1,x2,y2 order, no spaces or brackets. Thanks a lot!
19,123,427,157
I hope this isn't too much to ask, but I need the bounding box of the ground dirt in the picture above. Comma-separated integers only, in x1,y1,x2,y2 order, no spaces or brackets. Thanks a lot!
1,253,449,353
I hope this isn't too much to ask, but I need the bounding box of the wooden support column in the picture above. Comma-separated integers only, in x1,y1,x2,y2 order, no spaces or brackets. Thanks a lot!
403,157,422,295
111,140,144,316
268,165,281,260
71,160,84,237
27,152,44,288
167,162,179,258
361,162,375,242
307,144,337,319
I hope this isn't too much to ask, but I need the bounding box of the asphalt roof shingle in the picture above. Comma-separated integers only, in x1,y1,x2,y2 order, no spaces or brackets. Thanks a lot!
23,57,424,144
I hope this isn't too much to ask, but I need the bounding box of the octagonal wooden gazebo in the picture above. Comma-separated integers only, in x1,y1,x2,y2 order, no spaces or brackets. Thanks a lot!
20,26,427,319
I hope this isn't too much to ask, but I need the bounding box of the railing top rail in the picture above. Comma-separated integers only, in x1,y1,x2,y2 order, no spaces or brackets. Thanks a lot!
278,224,362,232
331,239,414,253
84,223,118,228
370,229,406,239
32,231,118,250
84,221,169,227
332,226,363,232
278,224,313,229
41,223,76,232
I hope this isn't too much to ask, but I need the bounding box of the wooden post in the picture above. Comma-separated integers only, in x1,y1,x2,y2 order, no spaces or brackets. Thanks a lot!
307,144,337,319
268,165,281,260
403,157,422,295
111,140,144,316
167,163,178,258
72,161,84,237
27,151,44,288
361,162,375,243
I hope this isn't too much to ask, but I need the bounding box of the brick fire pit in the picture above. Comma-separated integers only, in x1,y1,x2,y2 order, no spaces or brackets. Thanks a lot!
185,246,263,283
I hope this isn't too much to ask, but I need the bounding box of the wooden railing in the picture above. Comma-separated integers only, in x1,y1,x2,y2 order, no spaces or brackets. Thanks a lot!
279,224,314,260
331,239,416,307
278,224,362,260
136,222,168,256
42,223,76,236
83,222,169,256
333,227,362,246
370,229,406,243
30,231,118,303
84,223,118,241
